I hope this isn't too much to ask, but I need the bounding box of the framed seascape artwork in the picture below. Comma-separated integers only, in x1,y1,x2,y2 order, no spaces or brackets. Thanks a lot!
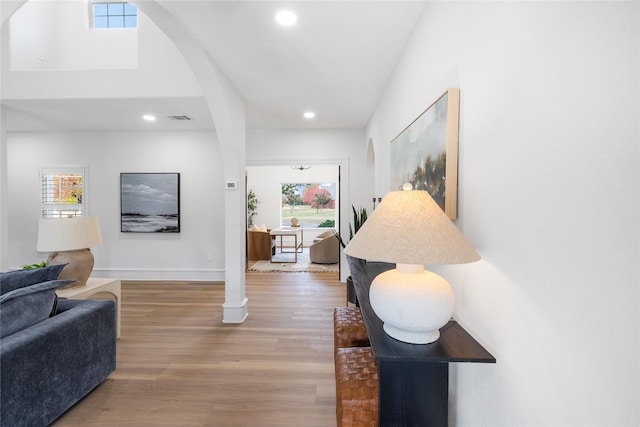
120,173,180,233
390,88,460,219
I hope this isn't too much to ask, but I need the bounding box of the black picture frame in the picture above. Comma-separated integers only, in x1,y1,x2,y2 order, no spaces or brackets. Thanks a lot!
120,173,180,233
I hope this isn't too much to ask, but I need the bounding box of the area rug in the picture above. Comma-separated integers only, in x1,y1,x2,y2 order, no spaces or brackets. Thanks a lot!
247,249,338,273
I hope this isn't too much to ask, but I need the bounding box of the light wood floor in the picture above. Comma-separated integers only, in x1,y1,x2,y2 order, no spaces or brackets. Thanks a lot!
53,272,345,427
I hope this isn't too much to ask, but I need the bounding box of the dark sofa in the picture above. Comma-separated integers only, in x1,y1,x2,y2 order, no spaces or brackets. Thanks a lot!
1,266,116,426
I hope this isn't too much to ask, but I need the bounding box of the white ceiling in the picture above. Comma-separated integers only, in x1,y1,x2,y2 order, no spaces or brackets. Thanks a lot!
3,97,216,131
2,1,425,131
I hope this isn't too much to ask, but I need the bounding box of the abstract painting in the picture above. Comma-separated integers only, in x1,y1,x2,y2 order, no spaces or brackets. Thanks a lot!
390,88,460,219
120,173,180,232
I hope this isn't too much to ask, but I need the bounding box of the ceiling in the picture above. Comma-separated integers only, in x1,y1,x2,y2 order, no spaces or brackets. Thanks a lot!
2,1,425,131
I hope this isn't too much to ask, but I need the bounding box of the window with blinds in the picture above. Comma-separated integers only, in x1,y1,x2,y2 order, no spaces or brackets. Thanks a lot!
40,168,85,218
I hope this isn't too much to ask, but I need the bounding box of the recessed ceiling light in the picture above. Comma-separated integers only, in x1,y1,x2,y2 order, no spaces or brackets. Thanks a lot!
304,111,315,119
142,114,156,122
275,10,297,26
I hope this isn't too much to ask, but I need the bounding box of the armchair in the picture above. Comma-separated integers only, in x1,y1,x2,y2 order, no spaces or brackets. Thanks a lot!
309,230,339,264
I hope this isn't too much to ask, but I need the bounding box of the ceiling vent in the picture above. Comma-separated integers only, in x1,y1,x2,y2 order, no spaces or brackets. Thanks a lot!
167,115,192,121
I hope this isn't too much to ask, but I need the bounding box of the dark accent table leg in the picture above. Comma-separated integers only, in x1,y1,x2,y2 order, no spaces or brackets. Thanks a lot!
378,360,448,427
346,276,359,306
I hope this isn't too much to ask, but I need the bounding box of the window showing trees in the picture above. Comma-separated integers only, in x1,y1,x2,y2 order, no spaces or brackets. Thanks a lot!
40,168,85,218
281,183,336,228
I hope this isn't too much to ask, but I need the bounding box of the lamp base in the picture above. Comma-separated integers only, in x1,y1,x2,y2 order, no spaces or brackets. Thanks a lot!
382,324,440,345
369,263,454,344
47,249,94,288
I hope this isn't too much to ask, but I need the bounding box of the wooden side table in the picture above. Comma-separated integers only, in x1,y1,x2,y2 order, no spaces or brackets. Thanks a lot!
56,278,122,339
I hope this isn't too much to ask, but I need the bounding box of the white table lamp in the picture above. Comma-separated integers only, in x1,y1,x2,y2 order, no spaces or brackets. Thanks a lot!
37,216,102,288
344,185,480,344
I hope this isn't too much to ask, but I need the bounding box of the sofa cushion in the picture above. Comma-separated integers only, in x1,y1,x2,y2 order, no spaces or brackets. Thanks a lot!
0,264,67,295
0,279,73,338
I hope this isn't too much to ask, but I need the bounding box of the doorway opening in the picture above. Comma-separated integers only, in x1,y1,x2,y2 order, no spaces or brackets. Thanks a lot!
245,164,341,273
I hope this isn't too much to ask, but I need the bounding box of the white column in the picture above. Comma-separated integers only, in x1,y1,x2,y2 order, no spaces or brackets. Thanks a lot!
133,1,248,323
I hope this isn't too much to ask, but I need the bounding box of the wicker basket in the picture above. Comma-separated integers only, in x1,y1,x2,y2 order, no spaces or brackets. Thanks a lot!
335,347,379,427
333,307,370,353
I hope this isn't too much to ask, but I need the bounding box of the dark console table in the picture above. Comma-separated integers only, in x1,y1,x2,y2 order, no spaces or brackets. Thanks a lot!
349,258,496,427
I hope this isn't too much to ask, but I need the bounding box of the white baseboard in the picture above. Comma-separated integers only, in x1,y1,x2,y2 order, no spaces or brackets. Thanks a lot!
91,268,225,282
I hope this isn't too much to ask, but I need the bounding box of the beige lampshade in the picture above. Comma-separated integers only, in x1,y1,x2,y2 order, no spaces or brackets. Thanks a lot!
37,216,103,252
344,190,480,265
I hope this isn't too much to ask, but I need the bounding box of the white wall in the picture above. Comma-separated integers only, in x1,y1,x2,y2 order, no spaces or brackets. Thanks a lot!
2,1,201,100
368,2,639,425
9,0,138,70
7,130,226,281
0,107,7,269
8,0,193,72
8,0,61,69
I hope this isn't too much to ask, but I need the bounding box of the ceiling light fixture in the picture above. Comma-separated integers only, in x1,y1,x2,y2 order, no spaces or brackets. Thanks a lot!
275,10,297,26
291,165,312,171
142,114,156,122
303,111,315,119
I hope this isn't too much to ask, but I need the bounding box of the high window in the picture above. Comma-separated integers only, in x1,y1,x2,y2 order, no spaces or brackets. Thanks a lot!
93,2,137,28
40,168,85,218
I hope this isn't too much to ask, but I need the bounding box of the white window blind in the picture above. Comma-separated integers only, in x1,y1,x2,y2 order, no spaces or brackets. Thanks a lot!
40,168,85,218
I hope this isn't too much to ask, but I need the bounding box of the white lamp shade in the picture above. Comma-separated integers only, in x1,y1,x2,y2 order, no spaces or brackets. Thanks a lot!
37,216,102,252
344,190,479,265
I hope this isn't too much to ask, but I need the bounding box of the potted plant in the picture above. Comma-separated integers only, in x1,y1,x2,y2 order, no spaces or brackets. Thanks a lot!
247,189,260,228
334,206,368,306
334,206,367,249
22,261,46,270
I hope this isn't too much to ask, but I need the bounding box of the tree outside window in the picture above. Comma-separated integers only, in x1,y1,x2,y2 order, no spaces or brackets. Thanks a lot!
40,167,85,218
281,183,336,228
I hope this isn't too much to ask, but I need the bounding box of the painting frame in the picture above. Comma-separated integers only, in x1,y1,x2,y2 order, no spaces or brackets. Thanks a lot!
120,172,181,233
390,88,460,219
